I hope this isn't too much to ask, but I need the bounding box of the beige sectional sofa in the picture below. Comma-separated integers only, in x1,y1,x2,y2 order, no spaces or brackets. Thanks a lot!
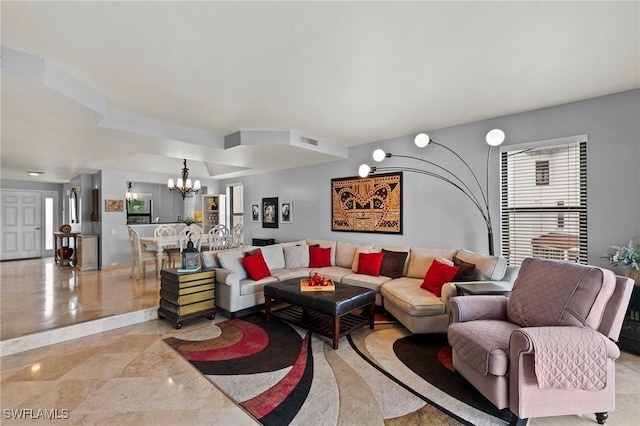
201,238,518,334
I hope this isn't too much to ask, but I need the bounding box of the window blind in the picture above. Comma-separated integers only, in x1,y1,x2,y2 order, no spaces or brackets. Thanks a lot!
500,139,587,266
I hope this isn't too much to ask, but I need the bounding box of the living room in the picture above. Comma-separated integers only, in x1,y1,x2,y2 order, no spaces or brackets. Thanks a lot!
1,2,639,425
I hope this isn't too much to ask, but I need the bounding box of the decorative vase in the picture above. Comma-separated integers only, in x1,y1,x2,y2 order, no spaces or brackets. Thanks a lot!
627,268,640,286
57,247,73,259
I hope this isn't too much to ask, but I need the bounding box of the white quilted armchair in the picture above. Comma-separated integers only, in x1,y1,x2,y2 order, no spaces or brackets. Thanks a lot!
448,258,634,425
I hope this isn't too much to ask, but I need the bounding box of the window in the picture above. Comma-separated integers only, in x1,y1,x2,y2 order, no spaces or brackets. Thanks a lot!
228,183,244,228
535,160,549,185
45,197,54,250
126,195,152,224
500,136,587,266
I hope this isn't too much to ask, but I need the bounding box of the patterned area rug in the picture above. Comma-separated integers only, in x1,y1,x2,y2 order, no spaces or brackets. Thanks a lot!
164,314,510,425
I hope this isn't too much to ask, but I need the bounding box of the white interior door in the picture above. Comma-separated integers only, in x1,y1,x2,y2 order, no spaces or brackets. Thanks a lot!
1,190,42,260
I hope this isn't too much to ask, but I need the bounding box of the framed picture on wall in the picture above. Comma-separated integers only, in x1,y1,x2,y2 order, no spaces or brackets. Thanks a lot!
280,201,292,224
331,172,402,234
262,197,278,228
251,204,260,222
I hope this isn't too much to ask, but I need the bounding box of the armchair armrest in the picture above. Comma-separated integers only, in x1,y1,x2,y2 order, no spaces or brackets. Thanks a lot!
449,295,508,323
510,326,620,360
441,280,512,314
510,326,618,393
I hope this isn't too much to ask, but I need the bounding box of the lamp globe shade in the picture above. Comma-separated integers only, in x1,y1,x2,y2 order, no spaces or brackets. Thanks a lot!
486,129,505,146
358,164,371,178
373,149,386,162
415,133,431,148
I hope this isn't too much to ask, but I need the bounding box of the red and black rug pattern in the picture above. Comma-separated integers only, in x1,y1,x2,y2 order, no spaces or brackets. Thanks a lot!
165,313,509,425
390,333,513,423
165,314,312,426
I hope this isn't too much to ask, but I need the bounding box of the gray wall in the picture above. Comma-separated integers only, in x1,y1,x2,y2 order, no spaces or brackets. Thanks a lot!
2,90,637,272
223,90,640,272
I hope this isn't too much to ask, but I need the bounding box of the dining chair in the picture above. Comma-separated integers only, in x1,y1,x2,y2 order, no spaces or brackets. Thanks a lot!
128,226,167,280
179,224,204,254
154,224,178,268
231,223,244,248
207,224,229,251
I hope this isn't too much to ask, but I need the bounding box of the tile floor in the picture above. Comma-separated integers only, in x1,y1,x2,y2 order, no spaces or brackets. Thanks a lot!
1,258,639,425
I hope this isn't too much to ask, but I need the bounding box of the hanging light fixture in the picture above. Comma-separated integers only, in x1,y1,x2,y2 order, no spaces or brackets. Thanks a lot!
359,129,505,255
126,182,133,200
167,159,201,199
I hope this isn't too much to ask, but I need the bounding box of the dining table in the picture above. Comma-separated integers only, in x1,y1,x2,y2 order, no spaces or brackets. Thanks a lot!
140,235,225,278
140,235,183,278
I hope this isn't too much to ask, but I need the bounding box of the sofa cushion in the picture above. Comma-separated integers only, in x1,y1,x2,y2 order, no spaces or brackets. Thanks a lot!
217,248,249,281
281,240,308,248
310,266,353,283
407,247,457,279
448,320,520,376
452,256,477,281
201,251,219,268
239,276,278,296
421,259,460,297
351,247,379,271
306,239,337,265
455,249,506,281
242,251,271,281
283,245,309,268
271,268,310,282
381,277,446,316
375,245,411,276
260,243,286,270
309,246,332,268
356,252,384,276
380,249,409,279
341,273,392,292
507,258,616,329
335,242,371,268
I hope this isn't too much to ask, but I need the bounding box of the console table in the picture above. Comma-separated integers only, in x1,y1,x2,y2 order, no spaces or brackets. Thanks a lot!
53,232,79,267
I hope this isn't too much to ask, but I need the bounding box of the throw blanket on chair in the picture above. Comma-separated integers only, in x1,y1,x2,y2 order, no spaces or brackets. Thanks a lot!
522,326,608,391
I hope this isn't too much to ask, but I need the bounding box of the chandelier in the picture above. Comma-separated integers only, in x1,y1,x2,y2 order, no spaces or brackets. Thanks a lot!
167,159,201,199
125,181,137,200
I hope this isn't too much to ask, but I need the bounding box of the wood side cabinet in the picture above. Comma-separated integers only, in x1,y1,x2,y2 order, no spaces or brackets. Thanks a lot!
77,234,98,271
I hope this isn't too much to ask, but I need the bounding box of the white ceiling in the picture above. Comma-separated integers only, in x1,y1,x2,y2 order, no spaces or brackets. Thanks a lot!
1,1,638,183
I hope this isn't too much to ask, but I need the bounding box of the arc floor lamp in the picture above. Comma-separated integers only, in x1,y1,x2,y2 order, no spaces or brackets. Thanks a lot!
358,129,505,255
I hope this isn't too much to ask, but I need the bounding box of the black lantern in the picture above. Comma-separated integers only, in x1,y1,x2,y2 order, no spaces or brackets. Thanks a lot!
181,240,200,269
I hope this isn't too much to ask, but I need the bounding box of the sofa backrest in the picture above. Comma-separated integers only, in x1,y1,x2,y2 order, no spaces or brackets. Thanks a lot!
260,243,286,270
455,249,507,281
335,241,374,269
217,248,250,280
406,247,458,279
507,258,616,329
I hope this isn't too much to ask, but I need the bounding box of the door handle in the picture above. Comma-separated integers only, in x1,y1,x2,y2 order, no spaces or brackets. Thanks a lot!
34,227,41,230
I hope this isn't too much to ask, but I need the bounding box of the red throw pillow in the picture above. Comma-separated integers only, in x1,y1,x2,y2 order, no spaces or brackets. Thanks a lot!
421,259,460,297
357,252,385,276
242,251,271,281
309,246,331,268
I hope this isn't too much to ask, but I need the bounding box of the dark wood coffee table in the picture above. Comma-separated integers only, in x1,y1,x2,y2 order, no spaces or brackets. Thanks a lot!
264,279,375,349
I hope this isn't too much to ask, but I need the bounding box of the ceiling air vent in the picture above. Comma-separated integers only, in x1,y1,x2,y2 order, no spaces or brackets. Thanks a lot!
300,136,318,146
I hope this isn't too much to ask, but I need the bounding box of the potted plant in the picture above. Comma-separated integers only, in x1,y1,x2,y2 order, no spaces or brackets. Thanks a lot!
182,216,196,226
604,240,640,283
